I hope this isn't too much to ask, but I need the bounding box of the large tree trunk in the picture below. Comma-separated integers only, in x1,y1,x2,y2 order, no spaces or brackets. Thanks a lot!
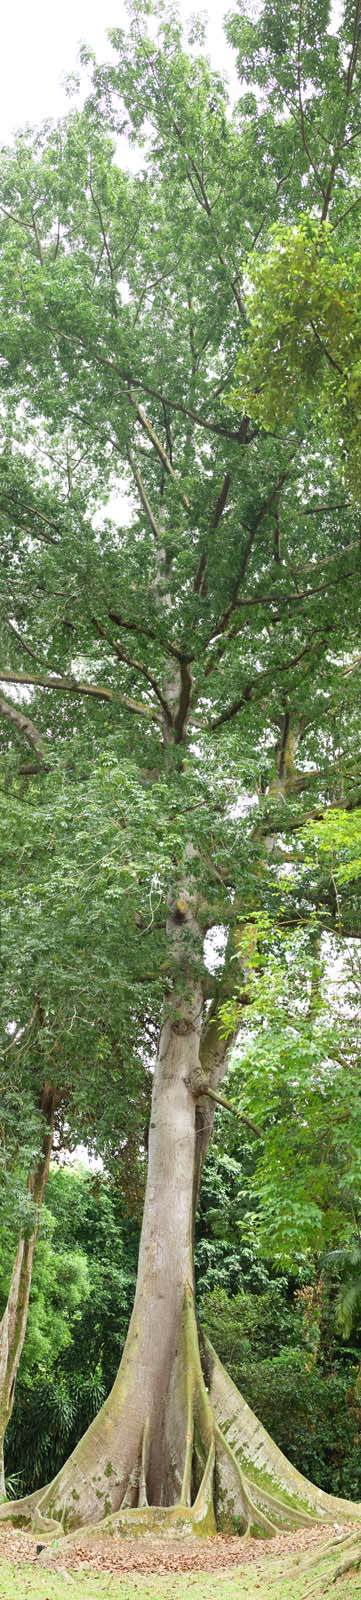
2,979,361,1547
2,733,360,1544
0,1086,55,1496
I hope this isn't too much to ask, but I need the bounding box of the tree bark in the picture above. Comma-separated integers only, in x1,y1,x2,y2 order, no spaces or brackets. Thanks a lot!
0,1086,55,1496
2,726,361,1542
2,969,361,1546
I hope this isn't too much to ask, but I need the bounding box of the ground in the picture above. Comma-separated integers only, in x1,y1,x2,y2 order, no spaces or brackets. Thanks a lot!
0,1525,360,1600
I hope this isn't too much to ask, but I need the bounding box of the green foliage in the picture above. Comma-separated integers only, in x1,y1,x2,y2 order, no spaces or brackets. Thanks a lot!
4,1168,138,1494
201,1286,361,1498
219,927,361,1266
231,223,361,494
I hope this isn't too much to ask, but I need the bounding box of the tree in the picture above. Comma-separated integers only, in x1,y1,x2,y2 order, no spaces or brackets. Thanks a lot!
0,1085,55,1496
0,0,361,1549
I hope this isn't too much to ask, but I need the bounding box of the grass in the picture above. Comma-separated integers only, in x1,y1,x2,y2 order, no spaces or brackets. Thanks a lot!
0,1553,360,1600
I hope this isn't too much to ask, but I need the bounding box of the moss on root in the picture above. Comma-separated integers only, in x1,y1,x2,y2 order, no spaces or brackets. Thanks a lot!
1,1305,361,1553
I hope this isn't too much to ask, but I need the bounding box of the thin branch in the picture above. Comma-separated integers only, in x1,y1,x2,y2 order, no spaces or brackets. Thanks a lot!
309,320,343,375
207,453,298,646
133,22,245,324
108,610,188,663
250,166,293,249
331,193,361,231
92,618,172,723
215,523,257,636
128,392,190,510
88,169,118,319
300,501,351,516
318,5,361,228
5,621,41,665
208,566,355,623
210,633,322,731
3,999,41,1056
47,318,246,442
126,447,162,541
196,1084,260,1135
0,493,60,546
296,1,326,200
0,203,34,234
194,472,231,596
30,207,43,265
210,472,232,532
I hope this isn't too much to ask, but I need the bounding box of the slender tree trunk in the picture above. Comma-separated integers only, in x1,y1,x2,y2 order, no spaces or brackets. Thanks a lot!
0,1086,55,1496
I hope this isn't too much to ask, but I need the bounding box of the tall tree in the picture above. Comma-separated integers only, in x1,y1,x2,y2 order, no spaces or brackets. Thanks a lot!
1,0,361,1548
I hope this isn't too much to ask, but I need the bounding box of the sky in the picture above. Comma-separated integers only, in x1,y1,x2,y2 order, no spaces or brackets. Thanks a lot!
0,0,344,146
0,0,237,145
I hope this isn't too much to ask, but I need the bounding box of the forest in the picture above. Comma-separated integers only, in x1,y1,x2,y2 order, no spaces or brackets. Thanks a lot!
1,0,361,1594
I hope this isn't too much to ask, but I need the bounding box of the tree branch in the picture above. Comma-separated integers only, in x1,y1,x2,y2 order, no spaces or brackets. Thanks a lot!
128,391,190,510
0,668,162,720
126,446,162,541
88,170,116,301
194,472,231,596
297,1,326,201
173,659,193,742
107,609,189,663
92,618,172,724
191,1079,260,1135
0,691,47,764
47,317,247,442
309,320,343,375
210,632,322,731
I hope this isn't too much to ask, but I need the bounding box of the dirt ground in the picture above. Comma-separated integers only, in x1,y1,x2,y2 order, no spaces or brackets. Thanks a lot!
0,1521,355,1577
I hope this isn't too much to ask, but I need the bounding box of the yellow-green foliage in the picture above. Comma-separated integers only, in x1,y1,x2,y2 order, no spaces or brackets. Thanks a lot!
232,221,361,496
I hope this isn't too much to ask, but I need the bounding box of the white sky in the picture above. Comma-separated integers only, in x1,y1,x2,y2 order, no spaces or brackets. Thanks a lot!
0,0,236,145
0,0,344,145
